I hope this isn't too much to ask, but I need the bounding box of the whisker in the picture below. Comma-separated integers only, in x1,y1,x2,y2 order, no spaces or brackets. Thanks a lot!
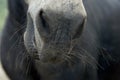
7,36,22,60
9,24,26,40
25,58,32,74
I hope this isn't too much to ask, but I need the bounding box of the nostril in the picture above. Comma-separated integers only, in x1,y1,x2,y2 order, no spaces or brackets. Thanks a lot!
39,9,50,34
72,18,86,39
39,9,44,15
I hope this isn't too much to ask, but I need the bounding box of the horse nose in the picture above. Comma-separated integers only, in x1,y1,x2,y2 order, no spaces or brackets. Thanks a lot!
35,8,86,41
25,0,87,62
27,0,87,55
26,0,87,43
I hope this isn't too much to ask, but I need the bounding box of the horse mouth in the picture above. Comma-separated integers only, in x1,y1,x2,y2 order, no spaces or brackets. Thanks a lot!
35,55,64,64
24,11,86,65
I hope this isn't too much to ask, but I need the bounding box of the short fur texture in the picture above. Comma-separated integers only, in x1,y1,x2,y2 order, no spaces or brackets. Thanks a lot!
0,0,120,80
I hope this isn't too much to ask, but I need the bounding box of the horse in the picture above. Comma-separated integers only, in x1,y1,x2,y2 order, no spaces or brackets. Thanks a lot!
0,0,120,80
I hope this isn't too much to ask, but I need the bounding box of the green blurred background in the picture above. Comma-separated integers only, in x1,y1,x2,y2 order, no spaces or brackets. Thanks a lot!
0,0,7,30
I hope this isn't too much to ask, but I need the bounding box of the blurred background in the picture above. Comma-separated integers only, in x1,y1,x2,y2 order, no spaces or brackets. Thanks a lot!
0,0,9,80
0,0,7,30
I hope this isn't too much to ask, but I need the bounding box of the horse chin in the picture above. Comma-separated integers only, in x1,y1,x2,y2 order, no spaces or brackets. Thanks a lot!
34,57,82,80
